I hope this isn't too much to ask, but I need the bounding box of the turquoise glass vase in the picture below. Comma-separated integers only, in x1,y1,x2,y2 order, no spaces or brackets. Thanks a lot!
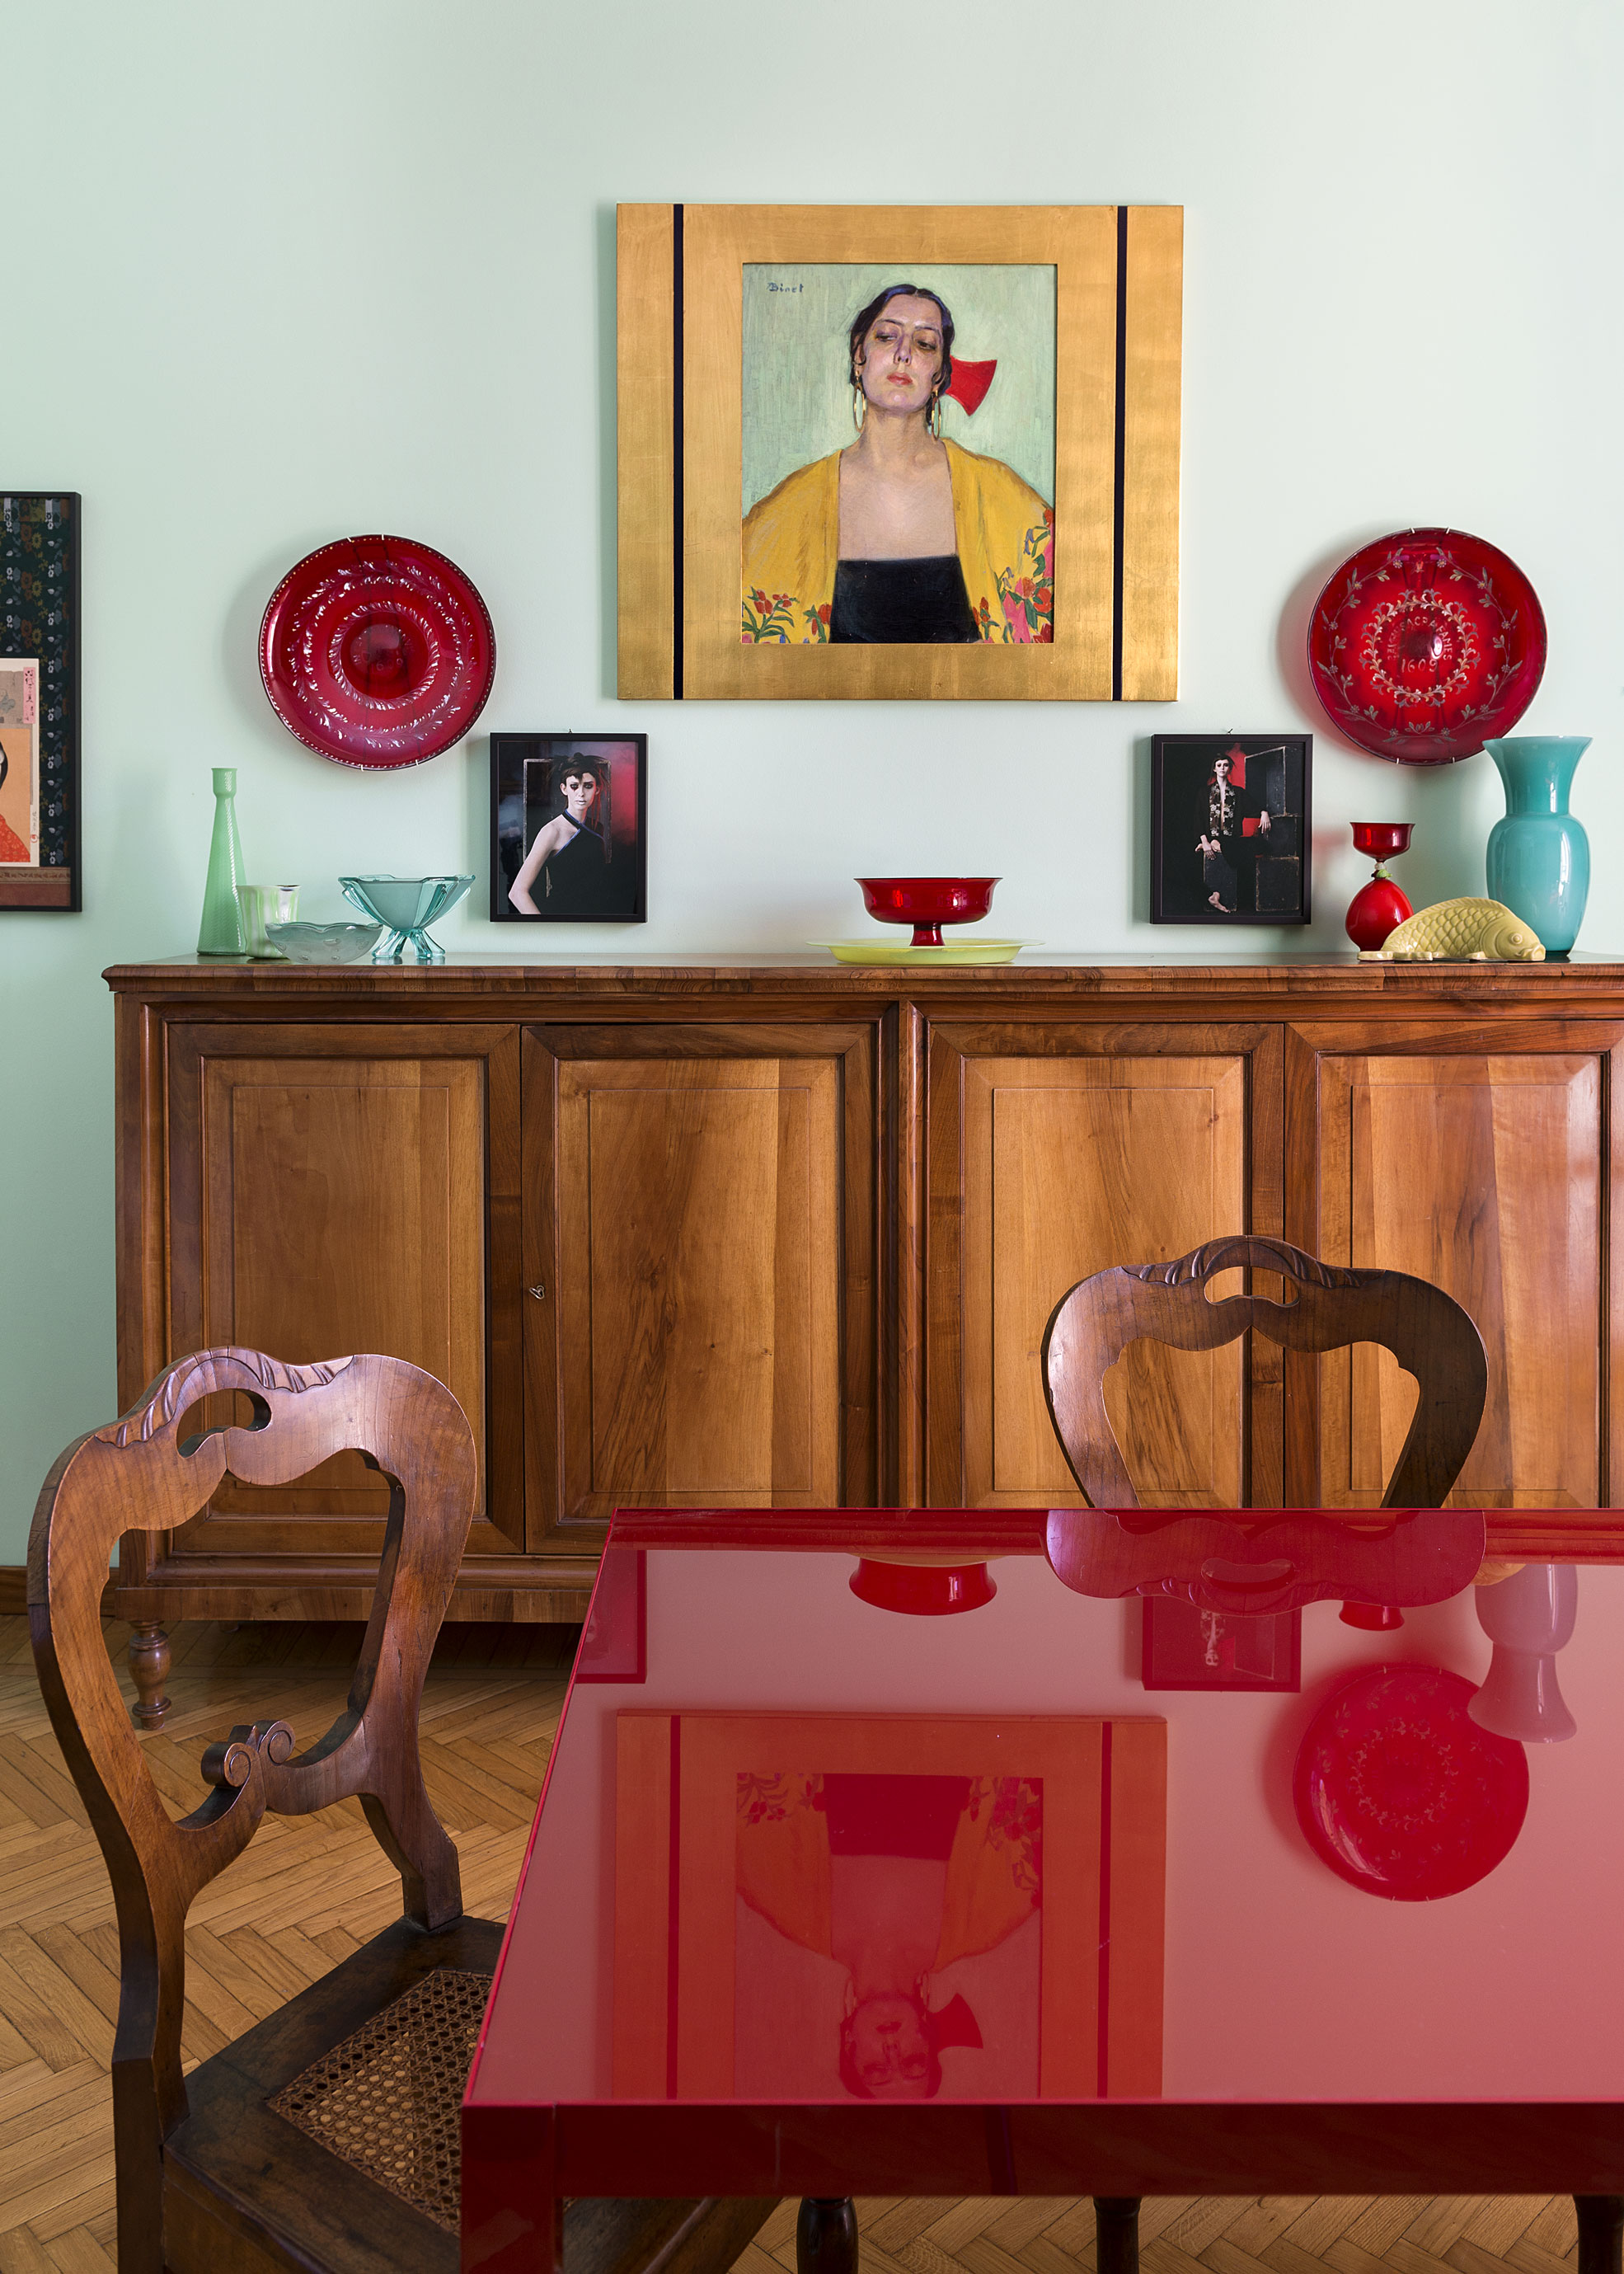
1485,736,1591,957
197,766,249,956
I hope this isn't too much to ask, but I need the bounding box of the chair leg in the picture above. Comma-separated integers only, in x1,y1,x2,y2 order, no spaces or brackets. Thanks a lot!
1094,2198,1142,2274
797,2198,858,2274
1575,2198,1624,2274
128,1623,171,1729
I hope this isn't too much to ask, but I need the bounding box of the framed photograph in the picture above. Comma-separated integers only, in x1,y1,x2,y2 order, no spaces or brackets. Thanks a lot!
612,1710,1165,2102
1150,733,1312,926
489,732,647,924
617,204,1182,702
1,493,80,911
1141,1599,1302,1692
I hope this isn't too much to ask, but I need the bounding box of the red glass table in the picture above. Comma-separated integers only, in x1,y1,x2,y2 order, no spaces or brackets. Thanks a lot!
462,1508,1624,2274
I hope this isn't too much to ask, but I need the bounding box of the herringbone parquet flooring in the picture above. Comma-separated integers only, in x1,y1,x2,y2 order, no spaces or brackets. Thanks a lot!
0,1615,1585,2274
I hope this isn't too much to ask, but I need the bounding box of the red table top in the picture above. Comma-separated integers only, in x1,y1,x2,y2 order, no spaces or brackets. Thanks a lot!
460,1509,1624,2268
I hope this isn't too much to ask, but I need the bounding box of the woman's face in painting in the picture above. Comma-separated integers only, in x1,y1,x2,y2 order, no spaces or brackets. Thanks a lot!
855,294,944,421
561,770,598,821
846,1994,934,2098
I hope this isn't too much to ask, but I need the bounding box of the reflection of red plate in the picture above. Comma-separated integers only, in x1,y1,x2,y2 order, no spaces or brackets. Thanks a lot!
1293,1664,1528,1900
259,535,495,768
1307,528,1545,764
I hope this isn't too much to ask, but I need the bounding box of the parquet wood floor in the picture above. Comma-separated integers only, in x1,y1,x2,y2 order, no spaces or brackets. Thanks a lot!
0,1615,1582,2274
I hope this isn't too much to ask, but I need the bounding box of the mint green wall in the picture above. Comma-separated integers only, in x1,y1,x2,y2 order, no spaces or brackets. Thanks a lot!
3,0,1619,1559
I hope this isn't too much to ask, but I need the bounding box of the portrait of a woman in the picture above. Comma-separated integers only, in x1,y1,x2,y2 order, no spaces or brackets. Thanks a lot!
741,283,1054,647
508,759,612,917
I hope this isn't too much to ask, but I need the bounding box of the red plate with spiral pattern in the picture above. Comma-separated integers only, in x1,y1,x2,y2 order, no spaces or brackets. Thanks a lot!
259,535,495,768
1293,1663,1528,1900
1307,527,1545,763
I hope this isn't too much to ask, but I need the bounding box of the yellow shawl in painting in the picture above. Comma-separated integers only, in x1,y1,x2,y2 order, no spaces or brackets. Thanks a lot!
735,1773,1040,1969
740,439,1054,646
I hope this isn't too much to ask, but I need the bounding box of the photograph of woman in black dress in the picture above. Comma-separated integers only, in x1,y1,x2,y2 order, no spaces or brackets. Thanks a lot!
490,734,648,923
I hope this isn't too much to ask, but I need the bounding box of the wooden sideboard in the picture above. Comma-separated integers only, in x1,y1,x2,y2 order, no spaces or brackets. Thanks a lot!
106,953,1624,1675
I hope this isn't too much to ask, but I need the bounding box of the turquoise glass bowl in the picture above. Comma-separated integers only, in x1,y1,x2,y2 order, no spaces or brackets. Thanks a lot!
1484,738,1590,957
339,874,474,962
265,921,383,964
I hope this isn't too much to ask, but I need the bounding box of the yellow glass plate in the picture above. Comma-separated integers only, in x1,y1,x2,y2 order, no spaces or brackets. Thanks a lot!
811,938,1032,966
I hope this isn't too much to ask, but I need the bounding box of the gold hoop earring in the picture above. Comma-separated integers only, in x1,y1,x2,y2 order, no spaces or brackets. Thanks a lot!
852,381,867,433
928,390,943,439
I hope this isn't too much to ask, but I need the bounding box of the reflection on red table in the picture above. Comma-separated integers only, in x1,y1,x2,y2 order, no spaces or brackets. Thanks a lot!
461,1509,1624,2273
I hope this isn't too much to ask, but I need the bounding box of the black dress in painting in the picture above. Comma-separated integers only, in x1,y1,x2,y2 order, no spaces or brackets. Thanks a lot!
539,818,613,916
828,557,979,644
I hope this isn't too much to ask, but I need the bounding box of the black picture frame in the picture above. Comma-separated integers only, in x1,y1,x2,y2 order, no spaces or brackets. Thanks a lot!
489,732,648,925
1150,732,1312,927
1,492,82,912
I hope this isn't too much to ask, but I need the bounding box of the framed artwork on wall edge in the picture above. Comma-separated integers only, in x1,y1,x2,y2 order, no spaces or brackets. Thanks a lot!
1150,732,1313,927
617,204,1182,702
1,492,81,911
490,732,648,923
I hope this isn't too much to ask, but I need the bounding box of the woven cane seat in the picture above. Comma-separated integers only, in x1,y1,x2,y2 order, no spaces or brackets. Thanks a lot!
270,1967,493,2234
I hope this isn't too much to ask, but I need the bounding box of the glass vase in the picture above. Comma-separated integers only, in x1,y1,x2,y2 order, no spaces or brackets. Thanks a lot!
1485,736,1590,957
198,768,249,956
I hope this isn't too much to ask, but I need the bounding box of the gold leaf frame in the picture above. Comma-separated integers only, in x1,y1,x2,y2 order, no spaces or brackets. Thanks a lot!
617,204,1182,702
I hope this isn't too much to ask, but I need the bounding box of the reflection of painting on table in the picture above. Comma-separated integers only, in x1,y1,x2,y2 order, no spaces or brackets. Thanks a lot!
1151,734,1313,927
489,733,647,924
741,266,1055,649
613,1712,1165,2103
0,660,39,865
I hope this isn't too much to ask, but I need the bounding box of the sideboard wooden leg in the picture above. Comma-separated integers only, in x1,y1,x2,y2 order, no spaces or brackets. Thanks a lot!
1094,2199,1143,2274
128,1623,171,1729
797,2197,857,2274
1576,2198,1624,2274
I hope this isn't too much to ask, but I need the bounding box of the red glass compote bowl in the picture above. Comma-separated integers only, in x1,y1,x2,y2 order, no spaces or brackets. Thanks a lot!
857,876,999,948
1345,824,1415,951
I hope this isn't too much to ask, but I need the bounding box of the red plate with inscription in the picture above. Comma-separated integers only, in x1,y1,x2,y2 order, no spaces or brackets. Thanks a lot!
259,535,495,768
1307,528,1545,763
1293,1663,1528,1900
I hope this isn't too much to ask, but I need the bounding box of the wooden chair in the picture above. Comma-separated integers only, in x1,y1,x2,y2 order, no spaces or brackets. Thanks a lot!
1043,1233,1489,1516
1042,1236,1489,2272
29,1346,776,2274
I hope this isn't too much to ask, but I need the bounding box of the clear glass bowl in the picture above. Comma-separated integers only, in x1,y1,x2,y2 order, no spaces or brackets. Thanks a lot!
265,921,383,964
338,874,473,962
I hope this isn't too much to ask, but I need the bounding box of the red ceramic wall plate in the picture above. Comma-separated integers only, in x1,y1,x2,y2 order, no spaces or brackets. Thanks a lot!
1307,529,1545,763
259,535,495,768
1293,1663,1528,1900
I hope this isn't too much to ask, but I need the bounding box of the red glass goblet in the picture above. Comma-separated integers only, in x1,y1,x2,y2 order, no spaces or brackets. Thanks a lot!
1345,822,1415,951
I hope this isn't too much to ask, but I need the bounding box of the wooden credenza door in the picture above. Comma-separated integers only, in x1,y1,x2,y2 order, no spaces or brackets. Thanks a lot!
522,1022,880,1549
1287,1019,1621,1510
164,1023,523,1561
923,1022,1284,1509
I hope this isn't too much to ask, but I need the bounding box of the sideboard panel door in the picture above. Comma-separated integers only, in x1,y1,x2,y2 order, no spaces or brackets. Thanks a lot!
927,1026,1278,1508
523,1023,878,1545
166,1025,521,1555
1307,1037,1608,1510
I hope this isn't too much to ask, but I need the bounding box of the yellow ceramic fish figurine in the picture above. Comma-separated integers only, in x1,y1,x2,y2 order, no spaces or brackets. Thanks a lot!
1362,898,1545,962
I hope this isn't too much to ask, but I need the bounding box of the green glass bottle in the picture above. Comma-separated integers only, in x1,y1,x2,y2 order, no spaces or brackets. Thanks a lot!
198,766,248,956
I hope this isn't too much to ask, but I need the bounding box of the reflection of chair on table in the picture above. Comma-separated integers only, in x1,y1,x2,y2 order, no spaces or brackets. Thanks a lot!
1042,1234,1500,2274
29,1346,776,2274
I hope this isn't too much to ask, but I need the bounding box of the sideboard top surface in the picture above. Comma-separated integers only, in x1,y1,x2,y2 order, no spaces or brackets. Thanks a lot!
104,951,1624,1009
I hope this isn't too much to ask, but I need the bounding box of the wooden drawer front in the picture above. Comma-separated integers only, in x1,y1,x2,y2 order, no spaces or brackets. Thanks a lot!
927,1027,1269,1509
1312,1045,1603,1510
167,1027,522,1555
525,1025,876,1541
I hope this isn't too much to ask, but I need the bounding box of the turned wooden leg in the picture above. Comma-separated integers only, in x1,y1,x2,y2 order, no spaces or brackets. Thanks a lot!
128,1623,171,1729
797,2198,857,2274
1094,2199,1142,2274
1575,2199,1624,2274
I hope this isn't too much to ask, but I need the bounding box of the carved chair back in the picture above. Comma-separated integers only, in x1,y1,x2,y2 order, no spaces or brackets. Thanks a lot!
27,1349,477,2163
1042,1234,1488,1510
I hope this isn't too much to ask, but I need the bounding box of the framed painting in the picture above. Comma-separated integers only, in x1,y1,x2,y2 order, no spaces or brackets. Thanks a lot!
612,1710,1165,2102
1150,732,1313,925
489,731,647,923
1,493,80,910
617,205,1182,702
